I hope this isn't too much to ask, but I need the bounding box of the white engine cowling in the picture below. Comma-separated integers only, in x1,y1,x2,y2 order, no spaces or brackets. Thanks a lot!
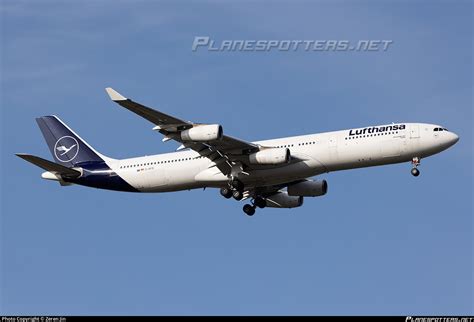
287,180,328,197
181,124,223,142
249,148,290,165
265,191,303,208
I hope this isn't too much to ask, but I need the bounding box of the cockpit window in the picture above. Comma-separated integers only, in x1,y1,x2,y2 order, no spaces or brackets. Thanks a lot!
434,128,439,131
443,128,448,131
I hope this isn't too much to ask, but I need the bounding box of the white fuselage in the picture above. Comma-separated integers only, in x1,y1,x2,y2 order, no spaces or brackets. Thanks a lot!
108,123,458,192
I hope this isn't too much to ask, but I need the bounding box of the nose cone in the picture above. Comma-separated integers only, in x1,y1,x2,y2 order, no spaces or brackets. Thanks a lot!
445,131,459,148
450,132,460,145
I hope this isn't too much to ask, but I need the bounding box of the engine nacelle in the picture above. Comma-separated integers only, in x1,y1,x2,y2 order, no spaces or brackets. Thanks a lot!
265,191,303,208
249,148,290,165
287,180,328,197
181,124,223,142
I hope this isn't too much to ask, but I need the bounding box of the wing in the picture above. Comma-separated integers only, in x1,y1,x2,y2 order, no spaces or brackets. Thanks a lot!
105,88,262,176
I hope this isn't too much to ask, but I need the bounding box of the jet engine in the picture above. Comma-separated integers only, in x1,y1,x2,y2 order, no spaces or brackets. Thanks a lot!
265,191,303,208
249,148,290,165
181,124,223,142
287,180,328,197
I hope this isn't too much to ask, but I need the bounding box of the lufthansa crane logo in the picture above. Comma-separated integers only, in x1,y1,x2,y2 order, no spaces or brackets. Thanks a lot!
54,136,79,162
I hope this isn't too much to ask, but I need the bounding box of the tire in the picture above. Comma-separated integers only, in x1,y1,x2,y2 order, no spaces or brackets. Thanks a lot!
254,196,266,209
411,168,420,177
233,190,243,201
243,204,255,216
231,179,244,191
220,187,232,199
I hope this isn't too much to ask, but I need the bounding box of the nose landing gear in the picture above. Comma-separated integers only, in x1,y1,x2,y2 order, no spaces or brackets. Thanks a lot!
411,157,420,177
411,168,420,177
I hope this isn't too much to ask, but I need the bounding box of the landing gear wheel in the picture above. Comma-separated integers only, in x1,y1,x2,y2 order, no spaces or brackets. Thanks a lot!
411,157,421,177
231,178,244,191
232,189,243,201
254,196,266,209
243,204,256,216
411,168,420,177
220,187,233,199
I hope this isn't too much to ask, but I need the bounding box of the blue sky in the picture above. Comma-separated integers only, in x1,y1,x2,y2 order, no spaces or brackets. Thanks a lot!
1,0,472,315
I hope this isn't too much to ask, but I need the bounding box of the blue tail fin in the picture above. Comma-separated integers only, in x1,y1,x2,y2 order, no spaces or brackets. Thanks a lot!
36,115,104,166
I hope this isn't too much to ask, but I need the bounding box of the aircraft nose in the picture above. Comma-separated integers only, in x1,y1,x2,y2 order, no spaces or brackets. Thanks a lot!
449,132,459,146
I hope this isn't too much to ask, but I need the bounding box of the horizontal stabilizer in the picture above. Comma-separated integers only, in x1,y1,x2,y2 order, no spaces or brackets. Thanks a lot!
15,153,81,178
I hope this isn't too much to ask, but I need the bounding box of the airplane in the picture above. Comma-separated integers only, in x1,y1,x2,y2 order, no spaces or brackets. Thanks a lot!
16,88,459,216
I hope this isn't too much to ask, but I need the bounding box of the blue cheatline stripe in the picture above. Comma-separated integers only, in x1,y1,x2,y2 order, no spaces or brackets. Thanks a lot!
67,161,139,192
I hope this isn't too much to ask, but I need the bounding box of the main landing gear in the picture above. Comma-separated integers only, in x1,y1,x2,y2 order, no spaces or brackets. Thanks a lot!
243,204,256,216
253,196,266,209
243,196,266,217
219,178,267,216
232,190,243,201
219,187,233,199
219,186,244,200
411,157,421,177
220,178,245,200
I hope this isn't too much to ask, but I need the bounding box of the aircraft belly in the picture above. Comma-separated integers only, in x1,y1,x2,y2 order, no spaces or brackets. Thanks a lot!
327,137,412,171
194,167,227,186
246,160,325,187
